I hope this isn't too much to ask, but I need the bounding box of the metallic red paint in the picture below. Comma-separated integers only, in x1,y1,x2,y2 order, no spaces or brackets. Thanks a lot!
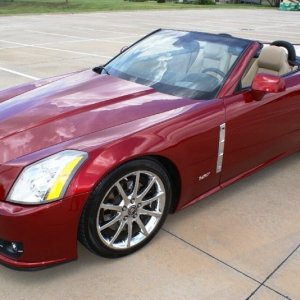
0,36,299,268
0,193,89,268
0,70,225,267
0,71,194,165
251,73,286,95
221,72,300,182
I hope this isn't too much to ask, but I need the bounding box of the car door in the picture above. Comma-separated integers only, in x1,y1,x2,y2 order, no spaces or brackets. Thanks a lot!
220,71,300,184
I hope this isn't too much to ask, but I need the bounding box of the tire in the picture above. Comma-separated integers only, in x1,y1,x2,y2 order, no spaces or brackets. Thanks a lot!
78,158,172,258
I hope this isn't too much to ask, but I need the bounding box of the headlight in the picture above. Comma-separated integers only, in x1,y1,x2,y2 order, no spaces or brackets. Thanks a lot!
7,150,88,205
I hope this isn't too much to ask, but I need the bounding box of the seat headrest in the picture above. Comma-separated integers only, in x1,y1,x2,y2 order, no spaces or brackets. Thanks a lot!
203,43,227,60
258,46,288,72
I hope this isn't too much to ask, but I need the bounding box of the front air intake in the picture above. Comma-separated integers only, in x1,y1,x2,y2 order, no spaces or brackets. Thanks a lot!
0,239,23,259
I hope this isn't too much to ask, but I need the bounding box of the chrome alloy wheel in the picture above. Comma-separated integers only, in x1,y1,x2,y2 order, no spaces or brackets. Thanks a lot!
96,171,166,250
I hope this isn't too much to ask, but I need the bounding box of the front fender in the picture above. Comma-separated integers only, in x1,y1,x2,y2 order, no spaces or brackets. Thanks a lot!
66,98,224,211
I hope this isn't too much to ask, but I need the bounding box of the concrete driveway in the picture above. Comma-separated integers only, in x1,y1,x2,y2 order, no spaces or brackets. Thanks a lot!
0,9,299,300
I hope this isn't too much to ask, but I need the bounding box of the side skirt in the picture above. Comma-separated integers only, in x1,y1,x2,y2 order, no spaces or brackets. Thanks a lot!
178,146,300,211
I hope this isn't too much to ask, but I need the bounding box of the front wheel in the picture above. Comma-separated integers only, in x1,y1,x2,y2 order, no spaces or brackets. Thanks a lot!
78,158,172,258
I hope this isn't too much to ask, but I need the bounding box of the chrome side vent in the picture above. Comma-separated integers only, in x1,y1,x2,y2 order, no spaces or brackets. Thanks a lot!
216,123,226,173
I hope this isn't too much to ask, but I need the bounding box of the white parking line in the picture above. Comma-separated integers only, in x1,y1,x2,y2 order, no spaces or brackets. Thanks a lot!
0,66,40,80
26,29,133,44
0,38,113,59
26,29,89,40
106,24,145,29
0,38,104,51
33,38,96,46
0,39,31,47
0,45,25,51
73,27,142,37
33,44,113,58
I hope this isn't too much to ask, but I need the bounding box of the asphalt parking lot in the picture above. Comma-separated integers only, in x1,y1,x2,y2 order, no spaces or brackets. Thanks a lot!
0,9,300,300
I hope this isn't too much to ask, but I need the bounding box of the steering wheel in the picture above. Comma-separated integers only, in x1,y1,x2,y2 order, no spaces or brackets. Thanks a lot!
202,68,226,80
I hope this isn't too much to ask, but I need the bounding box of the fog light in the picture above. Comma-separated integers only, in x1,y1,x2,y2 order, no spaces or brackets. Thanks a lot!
0,239,23,258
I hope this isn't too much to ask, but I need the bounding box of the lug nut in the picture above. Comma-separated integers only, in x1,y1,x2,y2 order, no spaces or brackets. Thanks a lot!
122,206,127,211
133,214,137,218
123,216,128,221
130,200,135,204
137,203,141,208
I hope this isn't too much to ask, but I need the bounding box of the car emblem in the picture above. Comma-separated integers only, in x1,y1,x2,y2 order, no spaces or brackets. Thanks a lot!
128,205,137,216
198,172,211,181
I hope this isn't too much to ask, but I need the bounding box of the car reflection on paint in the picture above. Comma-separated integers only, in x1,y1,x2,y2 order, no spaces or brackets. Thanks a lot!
0,29,299,268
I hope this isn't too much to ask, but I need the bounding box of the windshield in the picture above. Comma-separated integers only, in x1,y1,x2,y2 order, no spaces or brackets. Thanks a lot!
105,29,251,100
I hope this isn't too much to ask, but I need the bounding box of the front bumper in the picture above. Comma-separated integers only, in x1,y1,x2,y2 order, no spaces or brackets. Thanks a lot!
0,193,89,269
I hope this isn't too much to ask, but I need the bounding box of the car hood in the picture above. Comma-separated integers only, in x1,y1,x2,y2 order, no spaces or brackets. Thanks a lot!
0,70,194,164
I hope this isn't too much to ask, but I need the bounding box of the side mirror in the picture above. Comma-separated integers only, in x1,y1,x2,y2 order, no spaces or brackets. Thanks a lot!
251,73,286,100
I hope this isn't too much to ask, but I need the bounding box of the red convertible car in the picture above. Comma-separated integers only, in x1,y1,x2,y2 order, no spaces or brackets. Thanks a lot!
0,29,299,269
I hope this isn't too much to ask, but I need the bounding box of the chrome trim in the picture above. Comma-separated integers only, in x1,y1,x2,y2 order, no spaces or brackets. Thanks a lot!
96,170,166,250
216,123,226,173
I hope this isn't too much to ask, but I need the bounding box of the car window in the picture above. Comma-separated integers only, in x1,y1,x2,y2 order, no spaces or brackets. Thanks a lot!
241,44,299,89
105,30,251,100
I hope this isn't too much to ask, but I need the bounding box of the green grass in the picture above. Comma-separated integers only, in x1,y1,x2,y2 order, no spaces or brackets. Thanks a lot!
0,0,273,15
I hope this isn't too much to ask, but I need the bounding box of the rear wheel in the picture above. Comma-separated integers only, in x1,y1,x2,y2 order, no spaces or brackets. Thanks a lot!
78,158,172,258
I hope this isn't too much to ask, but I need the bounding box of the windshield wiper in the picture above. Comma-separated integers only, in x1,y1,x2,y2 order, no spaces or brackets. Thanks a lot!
92,65,110,75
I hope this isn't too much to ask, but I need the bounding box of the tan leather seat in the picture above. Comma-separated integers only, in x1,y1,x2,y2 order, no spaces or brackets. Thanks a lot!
200,43,231,73
242,46,293,87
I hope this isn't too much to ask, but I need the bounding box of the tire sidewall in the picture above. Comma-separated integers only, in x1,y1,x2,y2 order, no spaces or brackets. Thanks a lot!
82,158,172,258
